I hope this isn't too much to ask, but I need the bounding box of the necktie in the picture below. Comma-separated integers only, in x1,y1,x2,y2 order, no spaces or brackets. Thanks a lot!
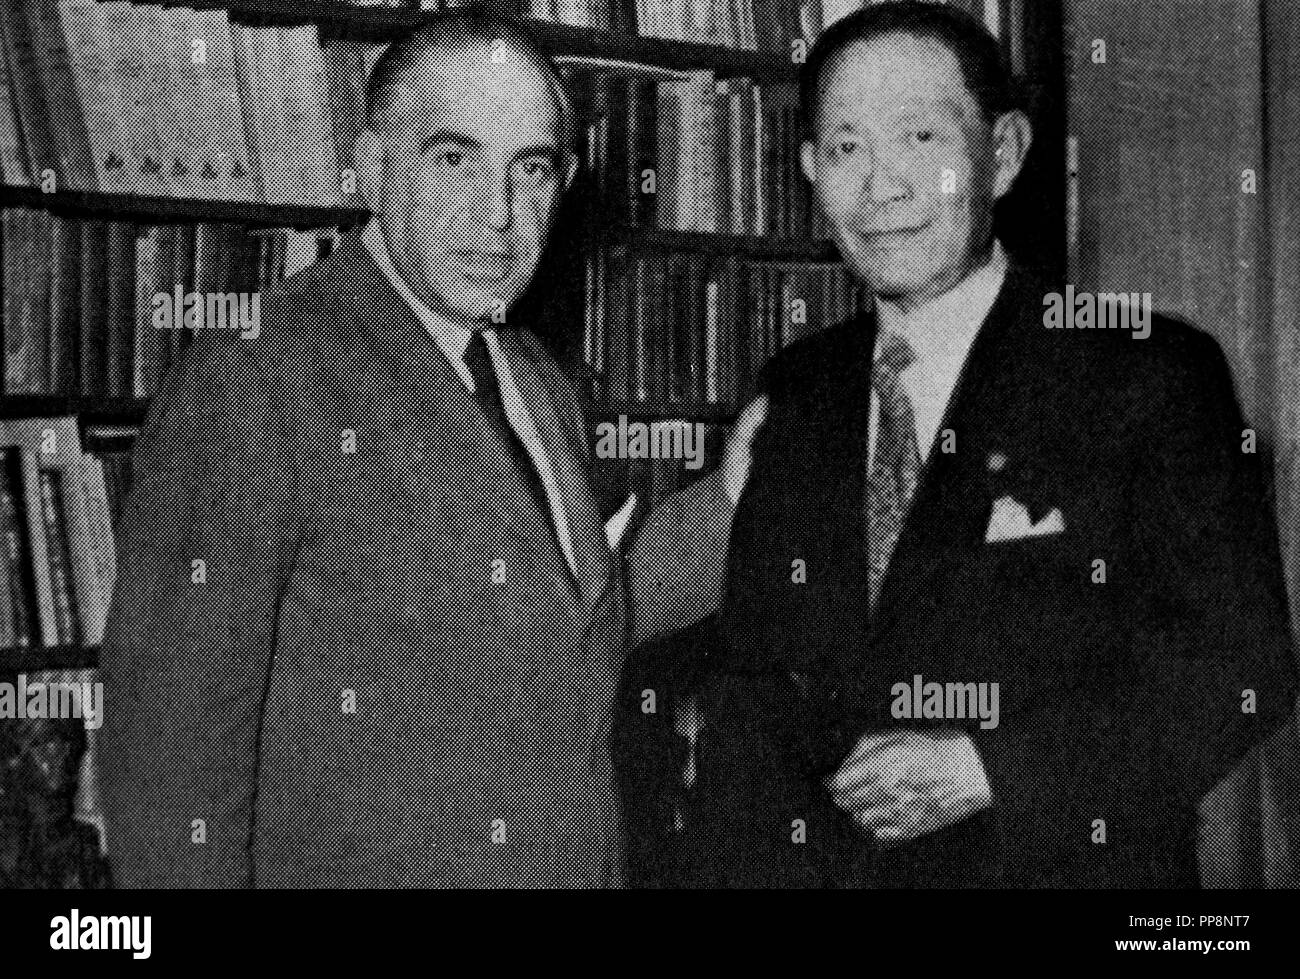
866,330,922,612
463,330,558,556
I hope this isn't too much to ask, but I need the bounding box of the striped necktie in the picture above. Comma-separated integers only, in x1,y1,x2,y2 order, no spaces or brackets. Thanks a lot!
866,330,922,612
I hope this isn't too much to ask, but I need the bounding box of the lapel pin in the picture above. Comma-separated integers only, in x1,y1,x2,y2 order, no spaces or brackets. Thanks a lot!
986,451,1009,473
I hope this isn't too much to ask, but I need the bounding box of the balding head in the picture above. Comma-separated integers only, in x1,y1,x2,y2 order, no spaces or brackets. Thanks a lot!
353,11,578,330
363,13,575,154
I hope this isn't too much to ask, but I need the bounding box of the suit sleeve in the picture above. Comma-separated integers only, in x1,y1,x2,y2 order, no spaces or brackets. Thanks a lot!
974,333,1298,883
624,471,736,648
98,336,301,888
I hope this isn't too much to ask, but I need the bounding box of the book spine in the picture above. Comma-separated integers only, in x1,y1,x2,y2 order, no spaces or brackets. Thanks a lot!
156,5,225,201
193,8,261,202
604,245,630,402
320,38,367,195
15,446,58,645
0,451,15,647
67,453,114,645
703,271,720,403
0,8,31,183
631,252,649,402
38,467,79,646
132,225,165,397
48,215,81,393
25,0,97,189
103,221,137,397
3,209,51,393
56,0,132,193
0,0,58,181
0,447,34,647
77,219,108,396
277,25,343,207
93,0,169,195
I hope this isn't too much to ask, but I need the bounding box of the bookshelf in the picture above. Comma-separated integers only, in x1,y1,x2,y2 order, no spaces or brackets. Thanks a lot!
604,226,839,263
1,184,369,231
134,1,798,81
1,643,99,672
602,400,738,423
0,395,149,427
0,187,834,259
1,1,854,678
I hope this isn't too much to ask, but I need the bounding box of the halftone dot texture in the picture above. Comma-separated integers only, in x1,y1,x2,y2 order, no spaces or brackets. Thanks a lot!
865,330,921,612
97,237,629,888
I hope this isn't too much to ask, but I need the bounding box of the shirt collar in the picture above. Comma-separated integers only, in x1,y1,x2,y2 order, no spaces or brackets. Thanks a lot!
873,239,1009,372
362,219,478,388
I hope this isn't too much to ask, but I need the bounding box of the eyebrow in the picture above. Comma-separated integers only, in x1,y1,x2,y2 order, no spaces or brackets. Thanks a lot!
417,131,479,156
818,97,966,134
417,132,561,166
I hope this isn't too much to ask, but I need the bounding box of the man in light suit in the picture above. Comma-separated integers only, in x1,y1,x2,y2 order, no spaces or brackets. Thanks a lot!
98,13,748,888
692,2,1298,887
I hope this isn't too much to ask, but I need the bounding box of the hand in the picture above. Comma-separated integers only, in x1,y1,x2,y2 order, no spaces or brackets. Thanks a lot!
827,729,992,843
721,394,769,506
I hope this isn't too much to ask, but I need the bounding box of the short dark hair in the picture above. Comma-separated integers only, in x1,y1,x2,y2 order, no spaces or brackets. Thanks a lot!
364,11,576,152
798,1,1020,136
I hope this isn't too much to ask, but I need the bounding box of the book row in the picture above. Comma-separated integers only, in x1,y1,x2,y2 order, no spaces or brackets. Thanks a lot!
0,2,348,204
575,70,825,238
0,417,115,652
584,244,865,409
1,210,339,397
347,0,817,53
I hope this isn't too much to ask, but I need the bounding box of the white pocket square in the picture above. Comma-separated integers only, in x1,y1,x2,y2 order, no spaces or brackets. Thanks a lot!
984,495,1066,543
604,492,639,551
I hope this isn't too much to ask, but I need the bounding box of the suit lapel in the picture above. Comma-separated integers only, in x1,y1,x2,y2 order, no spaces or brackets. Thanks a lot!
494,330,615,611
335,241,582,602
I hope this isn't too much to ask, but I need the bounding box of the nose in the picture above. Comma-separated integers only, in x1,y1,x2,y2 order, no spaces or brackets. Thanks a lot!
865,158,911,206
473,162,513,232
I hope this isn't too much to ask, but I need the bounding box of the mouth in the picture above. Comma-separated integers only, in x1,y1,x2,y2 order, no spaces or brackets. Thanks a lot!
452,251,516,281
859,222,929,239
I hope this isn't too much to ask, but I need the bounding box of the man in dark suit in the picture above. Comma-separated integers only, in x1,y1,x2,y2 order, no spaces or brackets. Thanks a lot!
98,14,749,888
693,2,1298,887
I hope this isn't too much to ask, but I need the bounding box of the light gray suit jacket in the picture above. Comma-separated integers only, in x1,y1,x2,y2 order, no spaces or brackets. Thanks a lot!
98,237,728,888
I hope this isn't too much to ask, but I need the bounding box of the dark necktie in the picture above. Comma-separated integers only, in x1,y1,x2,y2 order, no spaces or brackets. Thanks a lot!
462,329,555,537
866,330,922,612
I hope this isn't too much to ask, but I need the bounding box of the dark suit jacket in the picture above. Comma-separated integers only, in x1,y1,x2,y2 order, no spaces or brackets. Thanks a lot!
98,236,729,888
694,264,1298,887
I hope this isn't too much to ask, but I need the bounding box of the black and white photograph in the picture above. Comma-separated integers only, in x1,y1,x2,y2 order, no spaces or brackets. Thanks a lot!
0,0,1297,961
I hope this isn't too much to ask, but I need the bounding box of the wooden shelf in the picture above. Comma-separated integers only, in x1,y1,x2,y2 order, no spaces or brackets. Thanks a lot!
610,226,840,262
0,395,150,427
600,400,738,423
1,187,840,263
1,644,99,673
137,1,797,82
0,185,369,230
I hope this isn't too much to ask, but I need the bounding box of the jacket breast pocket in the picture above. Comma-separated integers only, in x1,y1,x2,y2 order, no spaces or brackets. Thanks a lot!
979,530,1090,592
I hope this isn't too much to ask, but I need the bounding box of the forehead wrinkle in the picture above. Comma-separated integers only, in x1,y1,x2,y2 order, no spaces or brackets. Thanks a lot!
371,37,566,147
820,35,980,115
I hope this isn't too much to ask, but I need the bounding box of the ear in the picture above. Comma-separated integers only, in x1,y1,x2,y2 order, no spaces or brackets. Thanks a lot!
990,110,1033,200
354,127,385,208
800,140,818,185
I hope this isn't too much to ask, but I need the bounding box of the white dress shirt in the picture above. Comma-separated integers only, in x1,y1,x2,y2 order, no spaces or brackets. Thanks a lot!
362,219,477,391
362,219,586,578
868,240,1009,468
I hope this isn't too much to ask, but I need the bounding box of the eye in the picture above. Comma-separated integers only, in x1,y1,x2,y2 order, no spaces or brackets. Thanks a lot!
827,137,860,160
517,156,557,182
430,147,466,168
910,129,936,145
